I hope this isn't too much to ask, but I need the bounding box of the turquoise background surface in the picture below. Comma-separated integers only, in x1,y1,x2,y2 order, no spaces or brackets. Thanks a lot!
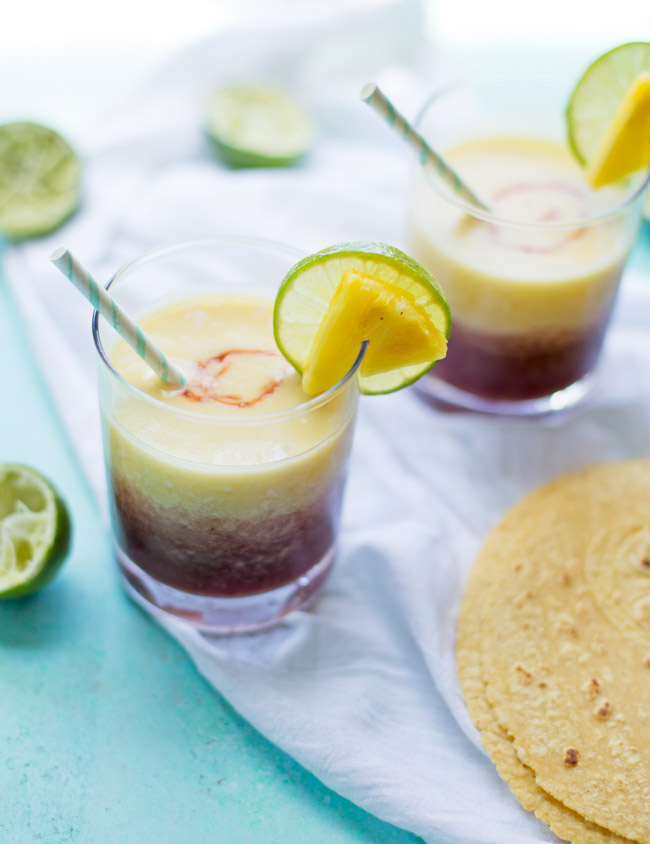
1,225,649,843
0,247,424,842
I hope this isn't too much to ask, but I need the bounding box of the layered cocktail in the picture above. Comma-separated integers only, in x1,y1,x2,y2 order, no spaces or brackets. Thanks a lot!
408,76,649,414
93,239,361,632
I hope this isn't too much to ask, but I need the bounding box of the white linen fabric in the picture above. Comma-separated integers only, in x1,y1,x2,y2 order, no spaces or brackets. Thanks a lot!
5,5,650,842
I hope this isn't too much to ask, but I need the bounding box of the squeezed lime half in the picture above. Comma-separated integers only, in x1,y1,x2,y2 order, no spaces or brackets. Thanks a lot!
205,85,316,168
273,242,451,395
0,122,81,240
0,464,72,599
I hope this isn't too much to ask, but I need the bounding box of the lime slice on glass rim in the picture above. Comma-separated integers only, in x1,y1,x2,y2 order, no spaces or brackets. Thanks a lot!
0,122,81,240
566,42,650,164
273,242,450,396
0,464,72,599
205,85,316,168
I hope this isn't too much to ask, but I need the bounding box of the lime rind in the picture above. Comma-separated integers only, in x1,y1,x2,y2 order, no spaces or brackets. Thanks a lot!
358,359,440,396
206,136,310,169
205,85,316,169
566,42,650,166
0,122,81,240
0,464,71,599
273,242,451,396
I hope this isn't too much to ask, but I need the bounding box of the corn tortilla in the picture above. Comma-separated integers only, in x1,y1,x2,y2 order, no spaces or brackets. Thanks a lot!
458,558,633,843
457,460,650,842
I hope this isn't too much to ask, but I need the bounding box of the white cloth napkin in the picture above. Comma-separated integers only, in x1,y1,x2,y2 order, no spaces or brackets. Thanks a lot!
5,5,650,842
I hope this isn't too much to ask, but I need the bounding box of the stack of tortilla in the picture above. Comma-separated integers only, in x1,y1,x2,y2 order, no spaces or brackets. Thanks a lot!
457,460,650,843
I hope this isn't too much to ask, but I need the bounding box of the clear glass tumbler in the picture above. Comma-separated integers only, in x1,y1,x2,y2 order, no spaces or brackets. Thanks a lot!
407,75,650,416
93,238,362,633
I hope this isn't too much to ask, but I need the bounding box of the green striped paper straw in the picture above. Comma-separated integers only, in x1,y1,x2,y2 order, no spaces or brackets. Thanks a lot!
360,82,489,211
50,247,186,387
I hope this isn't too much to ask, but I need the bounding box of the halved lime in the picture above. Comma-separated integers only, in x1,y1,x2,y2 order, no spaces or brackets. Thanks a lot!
0,122,82,240
273,242,451,395
0,464,72,599
205,85,316,168
566,42,650,166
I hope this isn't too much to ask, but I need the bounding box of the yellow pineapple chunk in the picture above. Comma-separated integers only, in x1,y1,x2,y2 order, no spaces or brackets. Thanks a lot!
587,73,650,188
302,270,447,396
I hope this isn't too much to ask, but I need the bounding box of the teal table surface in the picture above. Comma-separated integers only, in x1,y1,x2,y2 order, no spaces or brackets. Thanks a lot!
1,223,650,844
0,247,424,843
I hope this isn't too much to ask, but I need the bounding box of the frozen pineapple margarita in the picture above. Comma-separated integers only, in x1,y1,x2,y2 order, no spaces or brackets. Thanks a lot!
407,74,649,413
94,238,448,632
409,134,633,402
106,295,355,602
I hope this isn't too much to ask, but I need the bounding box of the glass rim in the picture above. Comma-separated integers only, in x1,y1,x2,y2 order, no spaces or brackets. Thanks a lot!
92,236,364,426
413,72,650,230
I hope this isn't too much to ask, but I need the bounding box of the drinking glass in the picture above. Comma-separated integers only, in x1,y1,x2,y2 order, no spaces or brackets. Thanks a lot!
93,238,362,632
407,75,650,415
